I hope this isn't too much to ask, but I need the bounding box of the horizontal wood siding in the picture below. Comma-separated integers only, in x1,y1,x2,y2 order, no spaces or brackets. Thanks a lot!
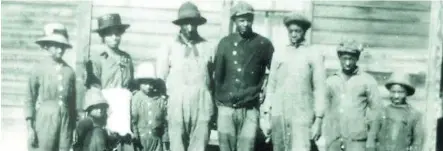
89,1,223,66
1,1,90,106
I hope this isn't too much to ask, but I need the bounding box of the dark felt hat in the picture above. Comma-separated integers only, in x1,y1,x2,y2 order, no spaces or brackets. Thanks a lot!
173,2,207,26
385,72,416,96
93,13,130,33
283,12,311,30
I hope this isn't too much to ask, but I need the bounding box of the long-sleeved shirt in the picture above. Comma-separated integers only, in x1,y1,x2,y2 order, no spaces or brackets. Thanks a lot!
213,32,274,108
263,44,326,120
86,46,134,90
370,104,424,151
24,60,77,120
131,91,168,140
324,68,380,140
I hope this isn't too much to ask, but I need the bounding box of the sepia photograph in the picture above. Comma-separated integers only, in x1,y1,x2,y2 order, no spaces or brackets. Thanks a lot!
1,0,442,151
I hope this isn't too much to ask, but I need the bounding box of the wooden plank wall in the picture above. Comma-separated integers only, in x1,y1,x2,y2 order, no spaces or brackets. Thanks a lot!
1,1,91,108
89,0,224,67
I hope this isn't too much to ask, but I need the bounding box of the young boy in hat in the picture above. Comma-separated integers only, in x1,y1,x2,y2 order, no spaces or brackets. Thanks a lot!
366,72,424,151
86,13,134,91
323,40,380,151
156,2,214,151
73,88,110,151
25,23,77,151
131,62,169,151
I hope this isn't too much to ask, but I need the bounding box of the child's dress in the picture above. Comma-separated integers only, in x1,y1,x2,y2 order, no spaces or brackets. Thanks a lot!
372,104,424,151
131,91,168,151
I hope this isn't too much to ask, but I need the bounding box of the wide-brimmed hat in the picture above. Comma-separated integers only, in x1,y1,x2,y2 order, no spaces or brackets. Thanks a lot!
35,23,72,49
283,12,311,30
230,1,254,19
385,72,416,96
83,87,109,111
134,62,157,81
173,2,207,26
93,13,130,33
337,39,365,56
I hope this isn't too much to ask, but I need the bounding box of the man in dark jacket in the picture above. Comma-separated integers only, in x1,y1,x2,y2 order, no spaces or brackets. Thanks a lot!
213,1,274,151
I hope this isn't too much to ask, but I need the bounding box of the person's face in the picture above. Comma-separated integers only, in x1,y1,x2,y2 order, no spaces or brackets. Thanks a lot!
389,84,408,105
338,53,358,74
101,27,124,49
180,22,198,39
89,105,108,118
43,41,67,61
140,81,156,95
287,23,305,45
234,15,253,35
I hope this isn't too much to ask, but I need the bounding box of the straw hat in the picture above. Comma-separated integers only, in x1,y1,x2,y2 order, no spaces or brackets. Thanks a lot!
35,23,72,48
385,72,416,96
172,2,207,26
83,87,109,111
134,62,157,81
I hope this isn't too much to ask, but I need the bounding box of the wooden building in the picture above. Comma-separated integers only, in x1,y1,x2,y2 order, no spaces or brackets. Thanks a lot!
1,0,442,150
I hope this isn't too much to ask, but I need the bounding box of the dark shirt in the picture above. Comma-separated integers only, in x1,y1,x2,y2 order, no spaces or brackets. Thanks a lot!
86,46,134,90
213,32,274,108
73,117,109,151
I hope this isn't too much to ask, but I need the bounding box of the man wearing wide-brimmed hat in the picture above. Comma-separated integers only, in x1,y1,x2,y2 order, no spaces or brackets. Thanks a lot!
86,13,134,91
212,1,274,151
156,2,214,151
25,23,77,151
323,40,381,151
261,12,326,151
366,72,424,151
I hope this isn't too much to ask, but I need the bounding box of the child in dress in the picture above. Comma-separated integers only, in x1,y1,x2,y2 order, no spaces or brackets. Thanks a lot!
131,62,169,151
367,72,424,151
73,88,110,151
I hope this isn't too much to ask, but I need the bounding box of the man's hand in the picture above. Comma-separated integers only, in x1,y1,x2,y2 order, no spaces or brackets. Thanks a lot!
259,111,271,143
310,118,322,141
28,129,38,148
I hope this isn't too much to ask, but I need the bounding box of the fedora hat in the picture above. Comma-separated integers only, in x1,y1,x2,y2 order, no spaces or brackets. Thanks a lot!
385,72,416,96
173,2,207,26
93,13,130,33
35,23,72,49
134,62,157,81
83,87,109,111
283,12,311,30
230,1,254,19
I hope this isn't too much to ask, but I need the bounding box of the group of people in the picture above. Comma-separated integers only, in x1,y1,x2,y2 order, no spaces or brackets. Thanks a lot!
24,1,425,151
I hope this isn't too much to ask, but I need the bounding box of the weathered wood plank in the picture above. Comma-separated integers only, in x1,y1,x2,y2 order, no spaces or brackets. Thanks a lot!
91,6,222,26
313,4,430,23
312,31,428,49
90,32,173,48
1,29,78,40
314,1,431,11
91,20,222,39
1,16,76,28
93,0,223,12
312,17,429,36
